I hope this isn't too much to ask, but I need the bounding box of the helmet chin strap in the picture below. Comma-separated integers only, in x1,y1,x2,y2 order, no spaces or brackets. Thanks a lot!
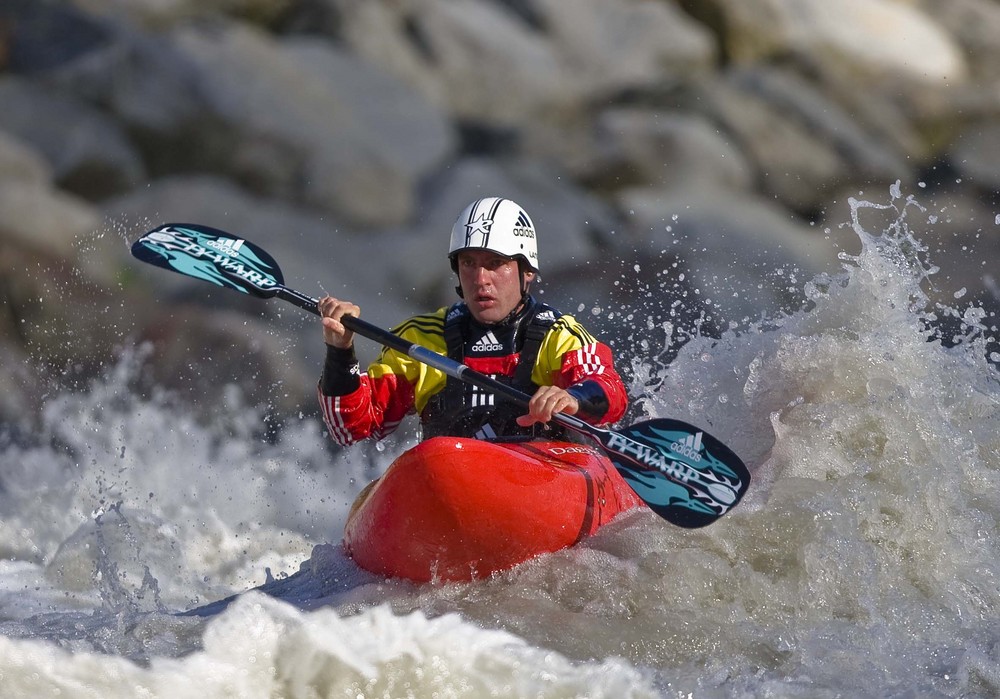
491,264,535,325
496,286,532,326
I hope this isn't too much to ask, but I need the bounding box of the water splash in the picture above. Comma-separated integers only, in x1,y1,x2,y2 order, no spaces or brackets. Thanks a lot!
616,182,1000,696
0,343,384,661
0,183,999,696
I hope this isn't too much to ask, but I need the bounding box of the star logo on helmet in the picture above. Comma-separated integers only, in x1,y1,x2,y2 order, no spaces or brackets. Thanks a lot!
464,213,493,244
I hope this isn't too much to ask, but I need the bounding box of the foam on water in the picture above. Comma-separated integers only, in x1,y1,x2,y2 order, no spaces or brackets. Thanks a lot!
0,185,999,697
0,594,658,698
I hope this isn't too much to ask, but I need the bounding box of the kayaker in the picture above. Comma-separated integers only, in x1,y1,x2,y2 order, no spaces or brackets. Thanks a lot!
317,196,629,444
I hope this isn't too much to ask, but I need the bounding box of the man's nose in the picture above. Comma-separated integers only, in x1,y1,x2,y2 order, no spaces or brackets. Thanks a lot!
472,265,490,283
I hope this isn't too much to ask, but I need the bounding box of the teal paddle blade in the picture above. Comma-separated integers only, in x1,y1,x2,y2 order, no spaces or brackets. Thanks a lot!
131,224,283,297
597,418,750,528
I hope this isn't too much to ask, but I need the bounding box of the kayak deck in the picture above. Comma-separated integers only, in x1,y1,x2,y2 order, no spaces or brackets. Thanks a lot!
343,437,645,582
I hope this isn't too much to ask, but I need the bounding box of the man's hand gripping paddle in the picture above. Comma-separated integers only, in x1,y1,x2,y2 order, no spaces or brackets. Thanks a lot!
132,223,751,527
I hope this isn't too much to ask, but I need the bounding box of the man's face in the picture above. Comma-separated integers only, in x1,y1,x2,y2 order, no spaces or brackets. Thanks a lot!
456,250,534,324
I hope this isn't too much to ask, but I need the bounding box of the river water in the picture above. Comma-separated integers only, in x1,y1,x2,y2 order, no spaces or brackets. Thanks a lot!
1,186,998,698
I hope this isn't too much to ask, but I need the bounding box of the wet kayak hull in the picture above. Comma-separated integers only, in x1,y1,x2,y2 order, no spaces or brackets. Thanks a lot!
343,437,645,582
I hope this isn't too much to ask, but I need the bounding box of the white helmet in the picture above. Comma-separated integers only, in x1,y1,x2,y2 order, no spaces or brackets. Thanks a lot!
448,197,539,272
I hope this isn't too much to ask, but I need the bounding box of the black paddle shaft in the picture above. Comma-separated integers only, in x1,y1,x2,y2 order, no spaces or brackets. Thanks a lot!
275,287,534,409
131,223,751,526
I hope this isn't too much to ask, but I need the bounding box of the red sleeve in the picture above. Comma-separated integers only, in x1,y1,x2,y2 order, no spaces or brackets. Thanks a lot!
318,372,416,446
555,341,628,425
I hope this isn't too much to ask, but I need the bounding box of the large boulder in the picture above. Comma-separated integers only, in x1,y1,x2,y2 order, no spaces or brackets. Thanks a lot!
0,128,101,261
696,67,911,213
947,120,1000,193
0,78,145,199
329,0,715,127
615,182,851,323
577,108,755,193
682,0,967,85
168,21,456,226
913,0,1000,82
331,0,570,127
528,0,716,97
678,0,972,160
61,0,295,29
0,128,49,185
1,0,114,73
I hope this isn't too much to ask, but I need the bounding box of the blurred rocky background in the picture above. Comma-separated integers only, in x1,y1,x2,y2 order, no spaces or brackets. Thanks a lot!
1,0,998,432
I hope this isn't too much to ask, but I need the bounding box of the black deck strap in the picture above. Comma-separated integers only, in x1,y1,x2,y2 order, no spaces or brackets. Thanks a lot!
512,309,555,391
439,301,469,405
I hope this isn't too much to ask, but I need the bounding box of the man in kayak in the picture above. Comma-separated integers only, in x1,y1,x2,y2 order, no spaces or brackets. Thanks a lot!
317,196,629,444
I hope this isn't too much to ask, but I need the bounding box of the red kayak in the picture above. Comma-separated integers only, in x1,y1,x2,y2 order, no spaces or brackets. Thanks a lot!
343,437,646,582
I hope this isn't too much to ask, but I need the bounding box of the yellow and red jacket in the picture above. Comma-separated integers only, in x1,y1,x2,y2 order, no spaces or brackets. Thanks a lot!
318,298,628,445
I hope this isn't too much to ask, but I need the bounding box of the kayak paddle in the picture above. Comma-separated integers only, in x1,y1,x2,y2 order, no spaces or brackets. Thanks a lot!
131,223,751,528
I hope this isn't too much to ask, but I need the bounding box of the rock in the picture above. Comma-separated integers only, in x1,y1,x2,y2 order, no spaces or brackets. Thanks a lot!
579,108,754,193
683,0,968,86
0,78,146,199
0,0,114,73
311,0,451,111
281,36,456,219
678,0,974,161
63,0,296,29
615,183,850,323
129,305,318,415
699,74,845,214
0,179,101,259
332,0,716,129
0,339,29,425
169,21,455,226
1,239,128,382
914,0,1000,82
699,67,911,213
531,0,717,95
948,120,1000,192
0,129,50,185
358,0,570,127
